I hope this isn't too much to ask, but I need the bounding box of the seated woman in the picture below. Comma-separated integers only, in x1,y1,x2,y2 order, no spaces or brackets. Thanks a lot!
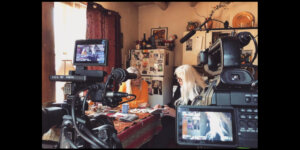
151,64,207,148
118,67,149,109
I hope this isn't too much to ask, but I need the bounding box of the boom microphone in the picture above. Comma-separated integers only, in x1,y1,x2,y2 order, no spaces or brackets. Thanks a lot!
105,91,129,97
180,30,196,43
180,17,212,43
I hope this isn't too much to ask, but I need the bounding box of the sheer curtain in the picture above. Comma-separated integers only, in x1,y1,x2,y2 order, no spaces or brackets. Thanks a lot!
53,2,87,102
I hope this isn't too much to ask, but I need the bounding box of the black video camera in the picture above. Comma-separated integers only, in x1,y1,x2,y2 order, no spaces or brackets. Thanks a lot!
177,31,258,148
43,39,137,149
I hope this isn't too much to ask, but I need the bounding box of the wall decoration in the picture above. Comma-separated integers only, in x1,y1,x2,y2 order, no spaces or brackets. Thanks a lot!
143,77,153,95
151,27,168,46
232,11,255,28
186,39,192,51
152,80,163,95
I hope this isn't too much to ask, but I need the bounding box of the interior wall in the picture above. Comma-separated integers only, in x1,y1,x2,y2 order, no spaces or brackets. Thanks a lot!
95,2,139,69
86,2,258,67
138,2,258,66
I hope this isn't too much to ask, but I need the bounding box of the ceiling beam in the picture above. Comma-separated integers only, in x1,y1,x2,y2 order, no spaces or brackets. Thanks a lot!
154,2,168,11
190,2,198,7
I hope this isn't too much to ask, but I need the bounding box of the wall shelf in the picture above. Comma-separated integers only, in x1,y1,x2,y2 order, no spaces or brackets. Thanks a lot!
199,27,258,32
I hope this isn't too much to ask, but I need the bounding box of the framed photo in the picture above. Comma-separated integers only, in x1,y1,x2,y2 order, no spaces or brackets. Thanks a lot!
186,39,192,51
151,27,168,46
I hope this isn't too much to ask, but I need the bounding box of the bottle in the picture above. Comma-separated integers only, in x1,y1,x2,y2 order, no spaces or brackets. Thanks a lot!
146,36,152,49
135,40,140,49
151,35,156,49
142,33,147,49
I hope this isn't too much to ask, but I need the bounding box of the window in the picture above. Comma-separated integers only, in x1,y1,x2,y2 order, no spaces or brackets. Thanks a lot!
53,2,87,102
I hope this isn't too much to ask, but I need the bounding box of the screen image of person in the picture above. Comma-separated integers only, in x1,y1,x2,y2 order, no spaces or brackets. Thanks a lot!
76,44,105,63
204,112,233,142
118,67,149,109
181,111,233,142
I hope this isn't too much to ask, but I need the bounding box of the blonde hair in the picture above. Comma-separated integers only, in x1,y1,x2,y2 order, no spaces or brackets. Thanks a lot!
125,67,141,94
174,64,207,105
205,112,232,141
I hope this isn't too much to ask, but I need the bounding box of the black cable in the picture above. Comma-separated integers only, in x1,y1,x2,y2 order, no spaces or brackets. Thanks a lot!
118,94,136,105
103,75,113,95
63,128,78,149
82,92,89,116
249,33,258,64
71,93,101,148
211,19,233,28
81,126,109,148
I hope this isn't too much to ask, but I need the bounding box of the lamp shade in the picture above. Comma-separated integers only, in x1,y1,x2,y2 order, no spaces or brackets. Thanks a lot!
57,60,75,75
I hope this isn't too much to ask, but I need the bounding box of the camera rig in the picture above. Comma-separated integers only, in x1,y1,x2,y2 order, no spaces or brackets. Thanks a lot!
43,39,138,149
178,24,258,148
44,66,137,148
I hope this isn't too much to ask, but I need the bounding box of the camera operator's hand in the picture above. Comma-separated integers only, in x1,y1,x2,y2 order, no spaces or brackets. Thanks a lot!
162,105,176,118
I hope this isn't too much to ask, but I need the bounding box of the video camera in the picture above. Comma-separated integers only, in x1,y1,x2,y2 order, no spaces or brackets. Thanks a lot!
177,25,258,148
42,39,137,149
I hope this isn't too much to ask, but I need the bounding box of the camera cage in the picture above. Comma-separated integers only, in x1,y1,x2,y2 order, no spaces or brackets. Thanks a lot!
45,39,139,149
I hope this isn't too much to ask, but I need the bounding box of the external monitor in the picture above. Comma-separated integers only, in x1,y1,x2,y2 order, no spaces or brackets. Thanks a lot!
73,39,108,66
176,105,237,148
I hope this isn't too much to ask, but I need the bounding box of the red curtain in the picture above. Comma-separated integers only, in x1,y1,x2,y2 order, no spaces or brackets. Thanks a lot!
86,2,122,82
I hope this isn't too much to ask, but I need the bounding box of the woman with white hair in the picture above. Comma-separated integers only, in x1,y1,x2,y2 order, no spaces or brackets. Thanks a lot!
151,64,207,148
155,64,207,117
118,67,149,109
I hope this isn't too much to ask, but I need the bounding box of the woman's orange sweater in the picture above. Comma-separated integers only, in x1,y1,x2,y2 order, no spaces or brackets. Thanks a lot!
118,80,149,109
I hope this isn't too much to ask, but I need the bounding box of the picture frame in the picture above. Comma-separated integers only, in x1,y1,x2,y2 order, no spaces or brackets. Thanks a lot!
151,27,168,46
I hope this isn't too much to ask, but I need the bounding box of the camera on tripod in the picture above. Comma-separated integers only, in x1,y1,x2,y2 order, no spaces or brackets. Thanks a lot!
43,39,137,149
176,30,258,148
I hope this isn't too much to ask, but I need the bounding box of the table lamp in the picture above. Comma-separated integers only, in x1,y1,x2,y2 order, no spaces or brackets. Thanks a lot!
57,60,75,100
57,60,75,75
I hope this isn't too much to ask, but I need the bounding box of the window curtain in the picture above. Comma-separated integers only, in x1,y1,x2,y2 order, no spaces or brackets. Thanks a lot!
42,2,55,106
86,2,122,83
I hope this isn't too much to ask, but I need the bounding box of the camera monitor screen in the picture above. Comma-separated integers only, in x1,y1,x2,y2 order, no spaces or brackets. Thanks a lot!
73,39,108,66
176,106,237,148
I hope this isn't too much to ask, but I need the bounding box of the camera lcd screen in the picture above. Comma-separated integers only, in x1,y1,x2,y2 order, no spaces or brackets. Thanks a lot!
74,39,108,66
177,106,237,147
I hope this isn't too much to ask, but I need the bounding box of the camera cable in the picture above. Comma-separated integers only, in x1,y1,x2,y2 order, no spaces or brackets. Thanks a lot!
81,125,109,148
63,127,78,149
82,92,89,116
71,92,103,148
249,33,258,65
118,94,136,105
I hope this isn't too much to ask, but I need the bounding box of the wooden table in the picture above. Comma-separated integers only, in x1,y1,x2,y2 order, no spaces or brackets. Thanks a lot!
114,113,162,148
87,108,162,148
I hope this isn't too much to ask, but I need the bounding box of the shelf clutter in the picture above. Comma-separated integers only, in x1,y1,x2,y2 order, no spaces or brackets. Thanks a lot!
136,33,177,51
